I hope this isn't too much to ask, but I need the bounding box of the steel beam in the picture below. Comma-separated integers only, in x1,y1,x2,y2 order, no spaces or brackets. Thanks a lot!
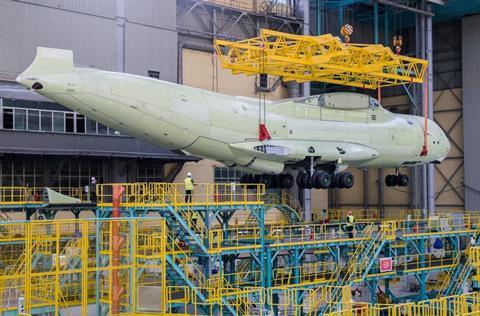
426,3,435,214
377,0,434,16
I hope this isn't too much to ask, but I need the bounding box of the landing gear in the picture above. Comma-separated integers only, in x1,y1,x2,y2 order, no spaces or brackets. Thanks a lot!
385,174,409,187
297,171,353,190
331,172,354,189
240,174,294,189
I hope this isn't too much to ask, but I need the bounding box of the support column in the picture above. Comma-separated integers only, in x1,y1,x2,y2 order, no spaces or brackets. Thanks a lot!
302,0,312,222
426,3,435,214
116,0,126,73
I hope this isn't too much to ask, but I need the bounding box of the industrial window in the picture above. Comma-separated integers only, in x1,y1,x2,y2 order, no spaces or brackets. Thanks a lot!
0,102,122,137
53,112,65,132
98,123,108,134
41,111,52,132
148,70,160,79
137,162,164,182
76,114,85,133
0,158,104,188
86,118,97,134
65,113,74,133
27,109,40,131
3,108,13,129
213,167,244,183
14,109,26,130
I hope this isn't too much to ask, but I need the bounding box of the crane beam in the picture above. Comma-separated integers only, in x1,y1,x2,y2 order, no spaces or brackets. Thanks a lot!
214,29,428,89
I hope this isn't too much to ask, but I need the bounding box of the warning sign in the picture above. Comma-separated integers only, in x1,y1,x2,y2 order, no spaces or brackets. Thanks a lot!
380,257,393,272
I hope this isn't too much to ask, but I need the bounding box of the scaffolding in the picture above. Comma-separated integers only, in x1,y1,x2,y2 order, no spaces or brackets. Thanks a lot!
1,183,480,315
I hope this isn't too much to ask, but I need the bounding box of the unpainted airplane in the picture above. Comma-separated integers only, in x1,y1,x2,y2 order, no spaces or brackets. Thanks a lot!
17,47,450,190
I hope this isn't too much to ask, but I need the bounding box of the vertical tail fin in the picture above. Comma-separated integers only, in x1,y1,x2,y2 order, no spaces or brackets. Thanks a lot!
17,47,74,79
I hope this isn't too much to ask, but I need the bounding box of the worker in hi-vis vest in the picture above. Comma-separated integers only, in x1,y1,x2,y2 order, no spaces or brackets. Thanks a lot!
346,210,355,238
184,172,194,203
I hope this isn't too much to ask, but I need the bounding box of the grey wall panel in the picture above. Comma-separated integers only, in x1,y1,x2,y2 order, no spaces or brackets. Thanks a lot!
0,0,117,76
126,0,175,29
462,14,480,210
0,130,194,160
11,0,115,18
125,23,177,82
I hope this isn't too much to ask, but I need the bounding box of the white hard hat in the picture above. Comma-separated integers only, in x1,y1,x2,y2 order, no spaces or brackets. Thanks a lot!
187,172,192,177
91,177,96,180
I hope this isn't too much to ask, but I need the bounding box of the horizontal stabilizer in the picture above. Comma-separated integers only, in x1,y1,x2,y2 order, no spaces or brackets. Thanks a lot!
44,187,81,205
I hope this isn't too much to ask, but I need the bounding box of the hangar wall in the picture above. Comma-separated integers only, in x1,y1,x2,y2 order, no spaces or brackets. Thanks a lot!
0,0,177,82
334,89,464,217
462,14,480,211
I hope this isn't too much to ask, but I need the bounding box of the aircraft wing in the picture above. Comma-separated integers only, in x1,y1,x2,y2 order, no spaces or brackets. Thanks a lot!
229,140,379,173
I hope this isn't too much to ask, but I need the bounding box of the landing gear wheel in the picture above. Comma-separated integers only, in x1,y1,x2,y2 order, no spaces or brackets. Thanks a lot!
340,172,354,189
280,174,294,189
331,173,343,189
259,175,271,188
305,174,314,189
297,173,306,189
385,174,395,187
270,175,279,189
313,172,332,189
397,174,409,187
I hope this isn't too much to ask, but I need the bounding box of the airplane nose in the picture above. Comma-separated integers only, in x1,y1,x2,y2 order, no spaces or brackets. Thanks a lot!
442,131,450,155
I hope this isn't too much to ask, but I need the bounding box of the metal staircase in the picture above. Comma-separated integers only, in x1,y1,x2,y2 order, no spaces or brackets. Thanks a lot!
438,254,471,296
0,211,12,221
315,223,392,314
164,236,209,304
159,190,209,254
264,192,302,224
31,238,82,310
437,225,480,297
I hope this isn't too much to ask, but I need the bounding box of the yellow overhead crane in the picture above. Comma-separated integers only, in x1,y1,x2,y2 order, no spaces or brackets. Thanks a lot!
214,28,428,89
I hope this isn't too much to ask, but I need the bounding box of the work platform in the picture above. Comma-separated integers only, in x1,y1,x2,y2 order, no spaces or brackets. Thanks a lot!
0,183,479,315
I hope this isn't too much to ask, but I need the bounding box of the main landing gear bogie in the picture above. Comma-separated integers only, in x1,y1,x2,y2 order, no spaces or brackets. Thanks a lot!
297,171,354,189
385,174,409,187
240,171,355,190
240,174,294,189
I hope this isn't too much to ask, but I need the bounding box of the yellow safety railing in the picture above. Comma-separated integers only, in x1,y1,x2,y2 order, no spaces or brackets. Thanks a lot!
327,291,480,316
437,224,480,297
209,226,262,253
165,235,207,289
97,182,265,208
328,209,382,222
0,187,43,205
396,215,480,237
208,270,262,289
396,250,460,274
266,221,375,247
164,189,209,247
471,246,480,267
0,186,87,205
265,192,302,211
272,261,336,287
219,287,267,316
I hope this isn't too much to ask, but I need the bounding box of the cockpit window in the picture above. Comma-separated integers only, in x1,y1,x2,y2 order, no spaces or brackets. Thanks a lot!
369,98,380,108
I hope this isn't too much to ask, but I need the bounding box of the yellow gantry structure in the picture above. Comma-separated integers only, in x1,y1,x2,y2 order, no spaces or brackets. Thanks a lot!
214,29,428,89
